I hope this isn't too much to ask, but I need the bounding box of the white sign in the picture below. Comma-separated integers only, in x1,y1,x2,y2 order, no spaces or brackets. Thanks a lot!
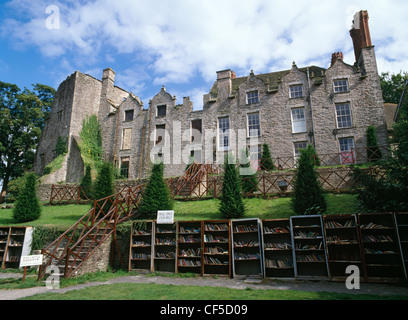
20,255,43,268
157,210,174,224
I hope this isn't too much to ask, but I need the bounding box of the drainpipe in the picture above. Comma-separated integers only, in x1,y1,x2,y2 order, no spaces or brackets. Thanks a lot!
307,68,317,150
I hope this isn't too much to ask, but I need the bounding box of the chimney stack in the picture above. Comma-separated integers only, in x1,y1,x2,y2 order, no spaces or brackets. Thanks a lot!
350,10,372,62
330,52,344,67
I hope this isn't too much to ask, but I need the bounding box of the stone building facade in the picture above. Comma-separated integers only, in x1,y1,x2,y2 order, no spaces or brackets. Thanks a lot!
33,10,389,183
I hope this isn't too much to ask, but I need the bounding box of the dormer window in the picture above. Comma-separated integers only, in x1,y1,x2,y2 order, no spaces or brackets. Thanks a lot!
246,91,259,104
157,105,167,117
290,85,304,98
333,79,349,93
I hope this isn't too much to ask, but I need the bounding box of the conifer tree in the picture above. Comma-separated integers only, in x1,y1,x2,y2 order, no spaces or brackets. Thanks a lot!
239,148,257,196
366,125,382,161
93,162,115,200
80,165,93,199
13,172,41,223
219,154,246,219
260,143,275,171
138,162,173,219
291,146,327,215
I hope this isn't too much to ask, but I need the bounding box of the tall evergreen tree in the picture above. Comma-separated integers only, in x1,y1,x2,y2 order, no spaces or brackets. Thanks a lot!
366,125,382,161
239,148,257,196
138,162,173,219
219,154,246,219
291,146,327,215
80,165,93,199
260,143,275,171
13,172,41,223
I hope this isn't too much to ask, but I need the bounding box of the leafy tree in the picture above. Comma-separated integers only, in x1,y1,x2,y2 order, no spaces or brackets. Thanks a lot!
12,172,41,223
291,146,327,215
138,162,173,219
260,143,275,171
239,148,257,196
380,71,408,104
366,125,382,161
219,153,246,219
0,81,55,196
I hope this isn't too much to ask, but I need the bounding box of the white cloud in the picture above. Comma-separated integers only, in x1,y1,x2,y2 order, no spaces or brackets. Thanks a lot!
2,0,408,101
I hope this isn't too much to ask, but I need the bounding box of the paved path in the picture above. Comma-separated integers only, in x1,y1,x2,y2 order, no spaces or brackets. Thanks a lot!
0,273,408,300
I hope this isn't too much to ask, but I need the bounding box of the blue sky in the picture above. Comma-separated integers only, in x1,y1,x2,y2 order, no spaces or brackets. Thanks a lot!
1,0,408,110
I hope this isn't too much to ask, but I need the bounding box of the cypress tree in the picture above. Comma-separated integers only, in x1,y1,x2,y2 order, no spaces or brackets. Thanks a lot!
239,148,257,196
260,143,275,171
13,172,41,223
138,162,173,219
219,154,246,219
92,162,115,215
291,146,327,215
80,164,93,199
366,125,382,161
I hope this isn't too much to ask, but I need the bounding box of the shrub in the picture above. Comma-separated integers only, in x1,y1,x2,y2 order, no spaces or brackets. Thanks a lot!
80,165,93,199
260,143,275,171
13,172,42,223
291,146,327,215
219,154,246,219
138,162,173,219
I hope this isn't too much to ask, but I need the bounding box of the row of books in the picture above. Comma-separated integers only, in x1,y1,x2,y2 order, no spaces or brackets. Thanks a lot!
156,252,175,259
294,231,321,238
179,235,201,243
263,226,290,234
179,248,201,257
325,220,355,228
264,242,292,250
204,246,228,255
132,253,151,260
296,254,325,262
179,226,201,234
204,224,229,232
155,238,176,245
133,230,151,236
178,259,201,266
204,256,228,265
363,248,396,254
361,222,390,229
204,234,228,243
234,252,261,260
326,235,358,243
233,225,258,233
265,258,293,268
362,234,394,242
233,241,259,247
133,240,150,247
295,242,323,250
156,227,175,233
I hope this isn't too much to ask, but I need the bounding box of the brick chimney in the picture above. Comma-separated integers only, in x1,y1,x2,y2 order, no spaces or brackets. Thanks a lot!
330,52,344,67
350,10,372,62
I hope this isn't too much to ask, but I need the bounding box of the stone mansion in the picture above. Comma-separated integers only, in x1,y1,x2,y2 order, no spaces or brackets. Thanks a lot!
33,10,389,183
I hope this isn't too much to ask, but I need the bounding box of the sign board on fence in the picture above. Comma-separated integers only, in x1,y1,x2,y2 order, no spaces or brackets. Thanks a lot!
157,210,174,224
20,255,43,268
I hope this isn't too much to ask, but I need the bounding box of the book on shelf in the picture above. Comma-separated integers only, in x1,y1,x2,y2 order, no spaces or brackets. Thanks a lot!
265,258,293,268
179,248,201,257
361,222,390,229
178,259,201,266
132,253,151,260
234,252,260,260
264,242,292,250
364,248,396,254
204,246,228,255
263,226,290,234
155,238,176,245
296,253,325,262
133,240,150,247
295,242,323,250
204,224,229,231
133,230,151,236
204,234,228,243
294,230,321,238
179,226,201,234
233,225,258,233
233,240,259,247
325,220,355,228
155,252,175,259
362,234,394,242
204,256,227,265
156,226,175,233
179,235,201,243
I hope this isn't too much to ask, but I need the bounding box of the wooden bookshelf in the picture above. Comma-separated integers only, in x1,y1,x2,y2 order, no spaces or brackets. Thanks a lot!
290,215,329,280
177,221,202,275
323,214,364,281
231,218,263,279
129,221,153,273
153,222,177,273
261,219,294,279
358,212,405,282
0,226,33,269
203,220,231,277
395,212,408,279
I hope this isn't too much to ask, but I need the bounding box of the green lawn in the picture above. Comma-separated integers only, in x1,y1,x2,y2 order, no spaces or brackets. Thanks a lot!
20,282,408,300
0,194,360,227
